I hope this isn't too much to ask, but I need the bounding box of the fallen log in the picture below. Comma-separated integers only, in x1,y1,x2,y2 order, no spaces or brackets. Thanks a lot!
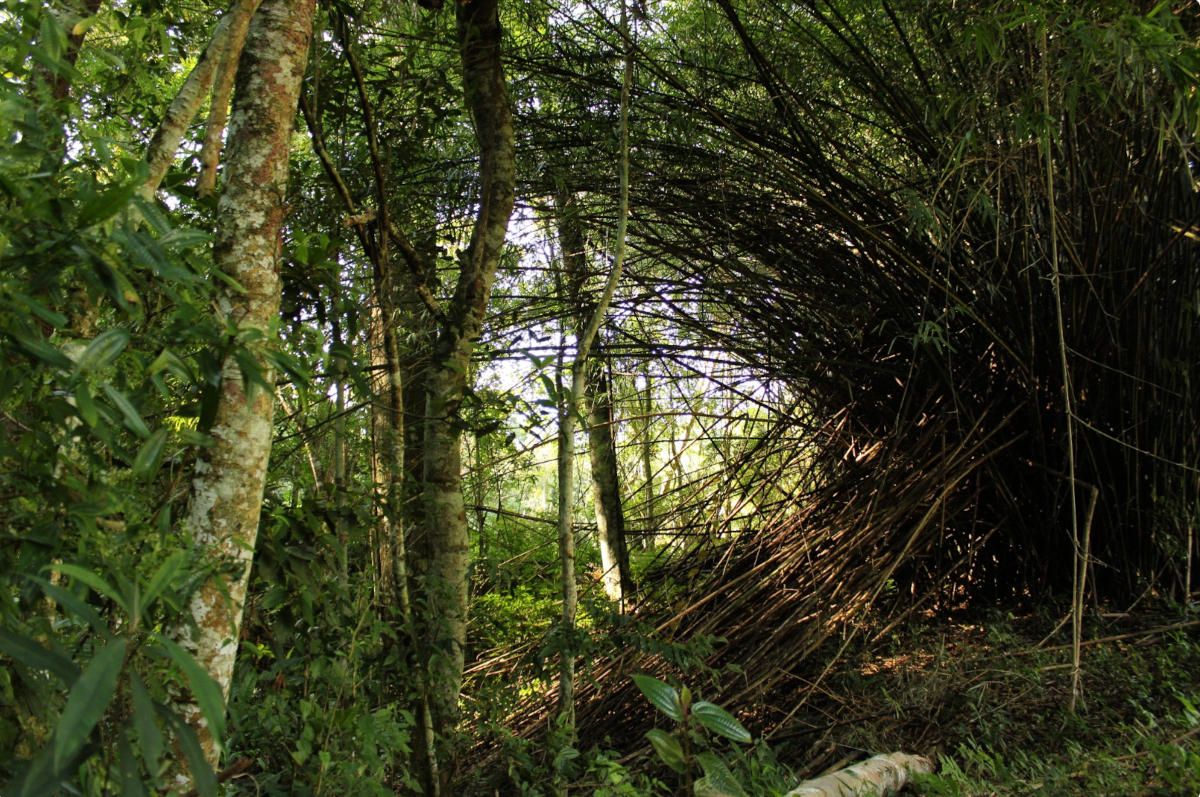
784,752,933,797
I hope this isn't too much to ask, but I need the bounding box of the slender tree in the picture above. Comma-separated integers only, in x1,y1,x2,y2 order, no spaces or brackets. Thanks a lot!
555,0,633,765
417,0,516,762
175,0,315,770
555,189,634,606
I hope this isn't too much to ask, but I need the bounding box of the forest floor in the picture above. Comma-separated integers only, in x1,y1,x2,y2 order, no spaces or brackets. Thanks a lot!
762,603,1200,796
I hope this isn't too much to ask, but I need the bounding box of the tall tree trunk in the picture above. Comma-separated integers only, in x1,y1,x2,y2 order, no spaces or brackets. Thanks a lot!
554,0,632,771
586,355,633,605
555,190,634,607
419,0,516,753
369,304,398,600
177,0,314,770
640,368,657,546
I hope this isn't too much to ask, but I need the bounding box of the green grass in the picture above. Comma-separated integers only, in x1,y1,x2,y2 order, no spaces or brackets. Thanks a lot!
792,609,1200,796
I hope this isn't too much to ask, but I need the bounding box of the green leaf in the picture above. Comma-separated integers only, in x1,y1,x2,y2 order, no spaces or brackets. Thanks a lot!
631,674,683,722
11,292,68,328
129,674,163,774
539,373,558,401
77,328,129,373
116,730,145,797
78,180,139,228
153,635,227,742
101,383,151,438
695,752,747,797
148,349,193,381
159,706,217,797
29,576,108,636
54,639,126,770
553,744,580,774
141,550,185,612
645,728,686,773
11,330,73,369
50,563,130,615
692,701,752,743
39,15,65,62
74,383,99,427
132,429,168,479
0,627,80,684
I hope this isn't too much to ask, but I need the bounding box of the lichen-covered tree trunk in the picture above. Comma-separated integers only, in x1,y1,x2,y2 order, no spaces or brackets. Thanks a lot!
177,0,314,769
419,0,515,744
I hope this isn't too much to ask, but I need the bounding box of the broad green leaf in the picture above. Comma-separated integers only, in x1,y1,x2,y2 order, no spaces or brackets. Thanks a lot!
74,383,99,427
50,563,129,615
132,429,168,479
631,674,683,722
54,639,126,770
692,701,752,743
141,550,186,612
148,349,192,380
39,15,65,62
101,383,151,438
553,744,580,774
129,674,163,774
11,292,68,328
29,576,108,636
153,636,227,742
13,742,77,797
645,728,686,773
116,730,145,796
160,707,217,797
0,627,79,684
12,331,73,369
695,752,747,797
78,181,139,227
77,329,129,373
115,572,139,627
71,16,99,36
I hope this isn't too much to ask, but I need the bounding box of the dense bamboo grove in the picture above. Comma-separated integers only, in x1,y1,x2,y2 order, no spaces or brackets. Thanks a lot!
1,0,1197,794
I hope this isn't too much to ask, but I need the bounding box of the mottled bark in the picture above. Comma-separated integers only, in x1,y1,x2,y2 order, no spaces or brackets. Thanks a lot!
419,0,515,741
177,0,314,771
141,0,262,200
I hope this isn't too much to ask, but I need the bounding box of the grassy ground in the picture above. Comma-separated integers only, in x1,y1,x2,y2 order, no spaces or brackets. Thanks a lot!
770,606,1200,796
